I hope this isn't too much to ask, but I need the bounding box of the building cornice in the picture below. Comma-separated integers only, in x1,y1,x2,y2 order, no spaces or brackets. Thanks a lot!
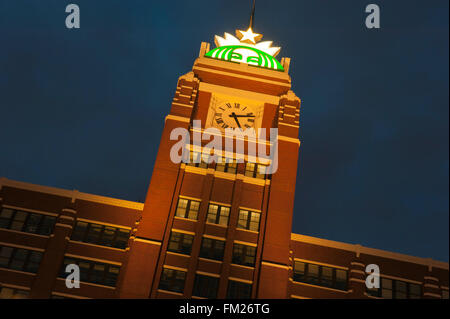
291,233,449,270
0,177,144,211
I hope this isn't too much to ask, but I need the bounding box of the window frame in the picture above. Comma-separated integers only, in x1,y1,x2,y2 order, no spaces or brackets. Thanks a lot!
237,209,261,232
167,231,194,255
59,257,120,287
0,245,43,274
70,220,130,249
199,237,226,261
158,267,187,293
366,277,422,299
293,260,348,291
226,280,252,299
192,274,220,299
206,203,231,226
0,207,56,236
175,197,200,220
232,243,257,267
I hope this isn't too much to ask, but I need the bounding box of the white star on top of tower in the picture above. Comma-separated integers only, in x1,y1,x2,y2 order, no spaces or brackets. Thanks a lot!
236,27,263,44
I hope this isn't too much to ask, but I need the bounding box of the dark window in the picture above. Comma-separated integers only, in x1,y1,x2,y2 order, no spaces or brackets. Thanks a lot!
215,157,237,174
366,277,422,299
158,268,186,293
293,261,348,291
244,162,267,179
167,231,194,255
0,245,42,273
199,237,225,261
232,243,256,267
0,208,56,236
59,257,120,287
206,204,230,226
226,280,252,299
175,198,200,220
70,221,130,249
237,209,261,231
186,150,209,169
192,274,219,299
443,290,449,299
0,287,29,299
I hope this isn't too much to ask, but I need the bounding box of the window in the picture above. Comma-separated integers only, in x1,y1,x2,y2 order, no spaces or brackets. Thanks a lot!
167,231,194,255
215,157,237,174
0,287,29,299
59,257,120,287
366,278,422,299
227,280,252,299
293,261,348,291
199,237,225,261
244,162,267,179
175,198,200,220
158,267,186,293
0,245,42,273
71,221,130,249
186,150,208,169
443,290,449,299
206,204,230,226
237,209,261,231
232,243,256,267
192,274,219,299
0,207,56,236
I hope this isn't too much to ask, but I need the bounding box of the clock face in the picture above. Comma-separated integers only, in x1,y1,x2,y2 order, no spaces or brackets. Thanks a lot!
205,93,264,132
213,102,256,130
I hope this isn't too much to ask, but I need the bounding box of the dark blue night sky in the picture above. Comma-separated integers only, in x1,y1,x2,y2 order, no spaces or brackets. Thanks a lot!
0,1,448,262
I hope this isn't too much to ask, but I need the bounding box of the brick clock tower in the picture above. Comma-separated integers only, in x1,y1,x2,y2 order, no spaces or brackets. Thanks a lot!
117,24,301,299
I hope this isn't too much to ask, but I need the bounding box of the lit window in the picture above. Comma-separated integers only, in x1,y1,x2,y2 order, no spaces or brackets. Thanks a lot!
244,162,267,179
175,198,200,220
186,150,209,169
237,209,261,231
206,204,230,226
215,157,237,174
167,231,194,255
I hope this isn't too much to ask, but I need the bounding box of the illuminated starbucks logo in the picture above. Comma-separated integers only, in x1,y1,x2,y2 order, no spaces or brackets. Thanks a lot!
205,27,284,71
205,45,284,71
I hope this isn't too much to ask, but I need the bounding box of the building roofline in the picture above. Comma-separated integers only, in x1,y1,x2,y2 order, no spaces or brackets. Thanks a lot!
0,177,144,211
291,233,449,270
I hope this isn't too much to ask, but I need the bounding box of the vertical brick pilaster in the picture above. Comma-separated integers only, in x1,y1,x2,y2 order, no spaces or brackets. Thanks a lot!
29,207,76,298
184,172,215,298
348,259,367,298
423,275,442,299
216,178,244,299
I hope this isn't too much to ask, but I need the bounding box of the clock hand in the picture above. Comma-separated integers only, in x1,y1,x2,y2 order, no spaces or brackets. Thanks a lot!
233,114,255,118
229,112,242,128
